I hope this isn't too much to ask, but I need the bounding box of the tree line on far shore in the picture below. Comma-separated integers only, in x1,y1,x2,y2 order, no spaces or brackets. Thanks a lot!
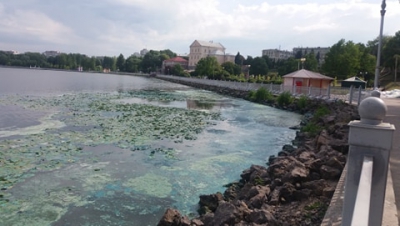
1,30,399,87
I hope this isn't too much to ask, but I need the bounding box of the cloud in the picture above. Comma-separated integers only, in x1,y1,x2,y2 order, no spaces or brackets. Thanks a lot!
0,0,399,57
0,5,78,45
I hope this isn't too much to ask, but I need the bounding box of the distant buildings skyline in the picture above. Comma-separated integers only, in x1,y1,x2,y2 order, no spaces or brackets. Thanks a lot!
2,43,332,62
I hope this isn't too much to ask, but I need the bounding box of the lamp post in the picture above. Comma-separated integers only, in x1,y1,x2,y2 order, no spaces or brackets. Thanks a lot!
374,0,387,89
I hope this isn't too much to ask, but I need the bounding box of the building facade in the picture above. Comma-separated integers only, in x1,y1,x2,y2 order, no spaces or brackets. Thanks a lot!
188,40,234,69
162,56,188,74
292,47,330,65
261,49,293,61
140,49,149,56
43,51,61,57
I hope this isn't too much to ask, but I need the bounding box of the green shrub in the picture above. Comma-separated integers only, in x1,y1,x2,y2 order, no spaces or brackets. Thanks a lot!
277,91,293,106
253,87,273,103
297,95,309,109
248,90,256,100
301,122,322,136
314,105,330,119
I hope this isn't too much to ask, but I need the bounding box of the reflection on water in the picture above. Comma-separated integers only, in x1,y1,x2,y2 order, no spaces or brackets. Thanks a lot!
0,68,302,226
115,98,238,111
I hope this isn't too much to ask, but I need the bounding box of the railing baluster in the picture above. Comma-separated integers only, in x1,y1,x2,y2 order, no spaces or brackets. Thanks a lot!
351,156,373,226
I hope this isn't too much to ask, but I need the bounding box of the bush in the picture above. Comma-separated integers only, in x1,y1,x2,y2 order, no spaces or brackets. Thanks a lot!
314,105,330,119
248,90,256,99
301,122,322,136
296,95,309,110
277,91,293,106
253,87,273,103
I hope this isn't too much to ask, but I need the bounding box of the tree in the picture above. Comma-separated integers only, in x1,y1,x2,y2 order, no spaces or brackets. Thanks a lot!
250,57,268,76
295,50,303,59
277,57,298,75
382,31,400,68
367,35,392,59
171,64,186,76
261,55,272,69
234,52,245,65
160,49,177,59
221,61,241,75
116,54,125,71
194,57,220,78
243,56,254,65
322,39,362,80
103,56,116,71
125,55,142,73
304,52,318,71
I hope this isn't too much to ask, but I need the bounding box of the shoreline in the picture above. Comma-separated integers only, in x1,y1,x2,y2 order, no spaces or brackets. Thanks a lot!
155,76,359,226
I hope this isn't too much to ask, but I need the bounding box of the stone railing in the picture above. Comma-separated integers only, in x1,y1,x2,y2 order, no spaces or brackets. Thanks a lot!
322,91,396,226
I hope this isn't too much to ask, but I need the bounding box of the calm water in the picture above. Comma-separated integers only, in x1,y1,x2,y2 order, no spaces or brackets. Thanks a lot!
0,67,301,226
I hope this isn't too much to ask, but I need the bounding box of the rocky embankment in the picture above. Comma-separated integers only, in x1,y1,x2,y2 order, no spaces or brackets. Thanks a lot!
156,77,359,226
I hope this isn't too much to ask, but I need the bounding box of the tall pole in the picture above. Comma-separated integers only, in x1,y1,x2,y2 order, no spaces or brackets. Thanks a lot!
374,0,386,90
395,55,399,83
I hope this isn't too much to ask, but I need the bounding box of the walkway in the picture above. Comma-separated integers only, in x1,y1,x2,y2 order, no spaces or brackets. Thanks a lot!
383,98,400,225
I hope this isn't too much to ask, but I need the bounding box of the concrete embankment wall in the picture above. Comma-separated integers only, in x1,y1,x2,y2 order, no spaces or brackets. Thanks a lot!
156,76,251,99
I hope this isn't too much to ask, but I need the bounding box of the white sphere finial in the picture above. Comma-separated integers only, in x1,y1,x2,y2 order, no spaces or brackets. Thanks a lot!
358,97,387,125
371,90,381,98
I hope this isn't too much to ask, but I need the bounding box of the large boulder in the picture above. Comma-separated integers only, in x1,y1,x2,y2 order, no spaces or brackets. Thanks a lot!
157,208,182,226
198,192,224,214
320,165,341,180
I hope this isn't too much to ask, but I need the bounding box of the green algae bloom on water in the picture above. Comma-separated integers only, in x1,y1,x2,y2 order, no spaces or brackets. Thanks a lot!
123,173,173,198
0,70,301,226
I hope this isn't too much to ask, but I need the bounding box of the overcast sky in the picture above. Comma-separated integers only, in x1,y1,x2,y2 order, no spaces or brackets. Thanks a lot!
0,0,399,58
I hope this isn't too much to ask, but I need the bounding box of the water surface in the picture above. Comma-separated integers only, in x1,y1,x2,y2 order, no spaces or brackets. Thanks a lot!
0,67,301,226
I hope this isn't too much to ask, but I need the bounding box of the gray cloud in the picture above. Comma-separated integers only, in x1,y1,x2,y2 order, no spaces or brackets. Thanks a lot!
0,0,399,58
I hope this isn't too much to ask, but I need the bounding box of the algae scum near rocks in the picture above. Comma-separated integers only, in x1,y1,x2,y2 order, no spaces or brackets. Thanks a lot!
0,89,300,226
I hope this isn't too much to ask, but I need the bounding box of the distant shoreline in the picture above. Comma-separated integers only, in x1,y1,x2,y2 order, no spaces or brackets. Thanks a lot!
0,65,149,77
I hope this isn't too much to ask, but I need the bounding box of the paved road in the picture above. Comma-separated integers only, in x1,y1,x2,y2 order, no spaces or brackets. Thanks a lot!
383,98,400,224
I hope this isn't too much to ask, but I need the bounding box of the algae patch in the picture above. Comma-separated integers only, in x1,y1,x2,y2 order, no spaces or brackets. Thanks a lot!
123,173,172,198
0,113,65,138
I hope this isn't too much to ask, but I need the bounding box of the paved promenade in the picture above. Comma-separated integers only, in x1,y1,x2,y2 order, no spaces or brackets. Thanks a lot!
383,98,400,225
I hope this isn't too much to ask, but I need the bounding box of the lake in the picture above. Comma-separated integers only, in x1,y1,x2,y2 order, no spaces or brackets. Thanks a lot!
0,67,301,226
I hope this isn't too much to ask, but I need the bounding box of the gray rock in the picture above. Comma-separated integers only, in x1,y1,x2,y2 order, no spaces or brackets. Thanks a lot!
157,208,182,226
320,165,341,179
248,209,277,225
198,192,224,214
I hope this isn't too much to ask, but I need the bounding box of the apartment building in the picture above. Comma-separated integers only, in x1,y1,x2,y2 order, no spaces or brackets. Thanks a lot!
261,49,293,61
43,51,61,57
188,40,234,69
292,47,330,65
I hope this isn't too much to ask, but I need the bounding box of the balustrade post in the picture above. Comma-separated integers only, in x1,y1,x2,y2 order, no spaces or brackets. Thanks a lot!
342,96,395,226
349,86,354,104
327,85,331,99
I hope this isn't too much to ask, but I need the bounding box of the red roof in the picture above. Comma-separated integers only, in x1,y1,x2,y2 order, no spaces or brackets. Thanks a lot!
164,56,188,63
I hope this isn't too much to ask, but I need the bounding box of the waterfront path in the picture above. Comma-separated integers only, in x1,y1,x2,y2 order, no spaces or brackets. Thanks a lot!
383,98,400,225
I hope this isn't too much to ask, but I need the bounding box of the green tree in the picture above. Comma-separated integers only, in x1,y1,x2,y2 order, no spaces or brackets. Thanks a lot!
221,61,241,75
278,57,298,75
250,57,269,75
304,52,318,71
125,55,142,73
322,39,362,79
116,54,125,71
234,52,245,65
141,50,163,72
103,56,116,71
243,55,253,65
382,31,400,68
160,49,177,59
171,64,185,76
195,57,220,79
